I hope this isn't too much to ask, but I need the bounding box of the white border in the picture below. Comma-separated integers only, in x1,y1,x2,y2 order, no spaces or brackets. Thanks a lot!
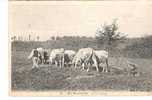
0,0,8,99
4,0,152,99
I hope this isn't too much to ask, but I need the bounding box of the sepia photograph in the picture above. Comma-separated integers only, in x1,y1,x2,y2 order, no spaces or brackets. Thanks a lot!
9,0,152,96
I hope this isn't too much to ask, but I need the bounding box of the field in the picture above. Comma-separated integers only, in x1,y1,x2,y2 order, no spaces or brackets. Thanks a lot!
11,41,152,92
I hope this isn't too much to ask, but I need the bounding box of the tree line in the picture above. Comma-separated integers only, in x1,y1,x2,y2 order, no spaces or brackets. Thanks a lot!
11,34,40,41
11,19,152,58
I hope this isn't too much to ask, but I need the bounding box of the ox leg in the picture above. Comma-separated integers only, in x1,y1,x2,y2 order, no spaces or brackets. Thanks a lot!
49,58,53,66
86,64,90,72
55,60,58,67
43,58,46,64
92,56,99,72
49,61,51,65
75,63,78,69
74,60,78,69
95,62,99,72
49,58,52,65
102,65,106,72
40,56,42,64
42,56,45,64
100,63,104,72
62,55,64,68
59,60,62,68
102,66,105,72
82,63,85,70
86,62,90,72
42,59,44,64
60,57,63,68
105,58,109,72
87,68,89,72
74,63,76,68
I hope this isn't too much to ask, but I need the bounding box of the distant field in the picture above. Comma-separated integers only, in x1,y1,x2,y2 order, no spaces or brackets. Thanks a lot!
11,42,152,91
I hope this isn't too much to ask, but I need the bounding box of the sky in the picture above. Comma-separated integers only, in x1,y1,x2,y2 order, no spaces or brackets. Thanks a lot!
9,1,152,41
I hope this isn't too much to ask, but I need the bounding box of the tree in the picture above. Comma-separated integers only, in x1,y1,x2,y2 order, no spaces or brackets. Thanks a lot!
29,34,31,41
51,36,55,40
11,36,16,41
96,19,126,52
56,36,60,40
36,36,40,41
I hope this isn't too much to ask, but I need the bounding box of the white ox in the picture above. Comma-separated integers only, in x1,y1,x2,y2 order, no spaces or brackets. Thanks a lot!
72,48,99,72
37,47,50,64
49,48,65,68
64,50,76,66
37,47,45,64
94,50,109,72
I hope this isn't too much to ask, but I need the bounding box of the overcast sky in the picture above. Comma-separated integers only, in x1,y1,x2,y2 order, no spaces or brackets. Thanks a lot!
9,1,152,40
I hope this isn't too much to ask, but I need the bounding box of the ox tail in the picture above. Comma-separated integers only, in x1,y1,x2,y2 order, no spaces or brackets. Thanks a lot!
28,49,34,59
86,49,99,72
62,53,64,68
105,51,109,72
105,57,109,72
92,50,99,72
72,55,76,66
85,49,94,64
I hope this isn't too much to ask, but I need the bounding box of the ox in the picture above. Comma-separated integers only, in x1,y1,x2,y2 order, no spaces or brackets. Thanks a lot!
37,47,49,64
72,48,99,72
49,48,65,68
94,50,109,72
37,47,45,64
64,50,76,66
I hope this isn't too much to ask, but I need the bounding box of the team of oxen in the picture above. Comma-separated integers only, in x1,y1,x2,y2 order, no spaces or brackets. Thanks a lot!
28,47,109,72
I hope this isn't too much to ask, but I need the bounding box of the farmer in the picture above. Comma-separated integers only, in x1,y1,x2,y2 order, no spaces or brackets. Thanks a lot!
28,48,39,68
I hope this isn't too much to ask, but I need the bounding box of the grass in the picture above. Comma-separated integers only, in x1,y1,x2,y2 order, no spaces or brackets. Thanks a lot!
11,48,152,92
11,40,152,91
